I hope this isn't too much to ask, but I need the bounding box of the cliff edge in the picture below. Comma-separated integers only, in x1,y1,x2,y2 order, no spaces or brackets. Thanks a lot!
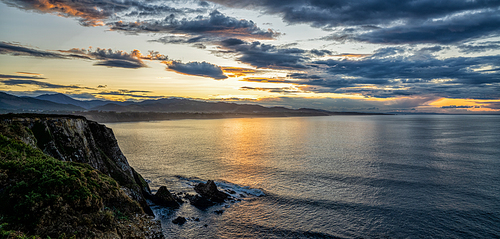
0,114,163,238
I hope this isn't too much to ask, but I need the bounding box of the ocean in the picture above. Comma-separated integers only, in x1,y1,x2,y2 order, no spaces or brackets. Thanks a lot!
107,115,500,238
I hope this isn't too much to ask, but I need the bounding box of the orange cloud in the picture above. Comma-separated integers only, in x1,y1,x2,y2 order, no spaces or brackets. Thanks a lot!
21,0,106,26
428,98,500,112
241,77,292,84
332,53,371,58
222,67,258,77
206,28,280,40
15,72,43,76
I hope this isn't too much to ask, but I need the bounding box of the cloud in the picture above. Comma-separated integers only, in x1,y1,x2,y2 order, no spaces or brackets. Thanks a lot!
0,41,70,59
2,0,110,26
4,0,278,41
441,105,478,109
234,50,500,100
215,39,308,69
0,79,95,90
95,90,164,99
458,41,500,54
209,0,500,44
240,86,302,94
352,11,500,44
314,55,500,86
165,61,228,80
221,67,260,77
109,10,280,40
1,42,168,69
15,72,43,76
0,74,45,79
93,60,145,69
227,95,441,113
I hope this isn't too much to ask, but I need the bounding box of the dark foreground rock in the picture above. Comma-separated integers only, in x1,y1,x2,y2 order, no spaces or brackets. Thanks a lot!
186,194,216,208
172,216,187,225
152,186,179,208
0,114,163,238
194,180,230,203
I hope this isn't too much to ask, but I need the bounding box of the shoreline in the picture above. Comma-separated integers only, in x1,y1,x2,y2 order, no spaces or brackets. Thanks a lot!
75,111,392,123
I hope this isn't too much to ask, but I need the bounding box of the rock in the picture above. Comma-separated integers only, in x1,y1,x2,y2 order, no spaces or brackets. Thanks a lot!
194,180,229,203
172,216,187,225
187,194,215,208
0,114,154,216
204,224,208,227
214,210,224,215
0,115,164,238
153,186,179,208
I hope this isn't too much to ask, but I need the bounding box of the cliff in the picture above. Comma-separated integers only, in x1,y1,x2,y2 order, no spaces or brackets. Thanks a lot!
0,114,163,238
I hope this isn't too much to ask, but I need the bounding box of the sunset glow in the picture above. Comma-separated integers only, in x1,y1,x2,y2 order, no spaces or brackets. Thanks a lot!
1,0,499,113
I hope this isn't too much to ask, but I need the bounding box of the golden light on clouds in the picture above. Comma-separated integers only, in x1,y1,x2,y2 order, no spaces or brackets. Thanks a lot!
222,67,258,77
428,98,500,111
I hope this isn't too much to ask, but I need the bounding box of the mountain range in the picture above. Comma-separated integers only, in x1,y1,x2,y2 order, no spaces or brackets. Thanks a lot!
0,92,330,114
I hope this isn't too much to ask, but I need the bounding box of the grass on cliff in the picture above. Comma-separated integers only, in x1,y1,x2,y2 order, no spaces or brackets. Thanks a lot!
0,134,143,238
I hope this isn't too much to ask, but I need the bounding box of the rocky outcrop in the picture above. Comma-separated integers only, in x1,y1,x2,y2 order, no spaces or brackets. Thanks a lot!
152,186,179,208
0,114,153,215
194,180,229,203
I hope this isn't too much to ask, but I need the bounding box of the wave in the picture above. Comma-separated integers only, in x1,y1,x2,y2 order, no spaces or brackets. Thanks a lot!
173,175,266,199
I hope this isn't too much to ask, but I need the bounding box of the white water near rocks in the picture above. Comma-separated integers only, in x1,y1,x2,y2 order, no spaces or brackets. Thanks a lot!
108,115,500,238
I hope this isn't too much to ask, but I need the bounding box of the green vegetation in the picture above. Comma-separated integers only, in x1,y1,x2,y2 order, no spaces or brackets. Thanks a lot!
0,134,143,238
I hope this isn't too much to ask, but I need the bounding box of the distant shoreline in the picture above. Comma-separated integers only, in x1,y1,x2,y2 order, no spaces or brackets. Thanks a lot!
0,111,392,123
77,111,393,123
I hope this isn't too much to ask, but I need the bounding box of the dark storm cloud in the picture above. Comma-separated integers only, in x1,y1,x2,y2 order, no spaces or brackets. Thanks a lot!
108,10,280,40
1,0,207,26
209,0,500,44
458,41,500,54
2,0,279,40
237,51,500,99
215,39,308,69
208,0,500,26
353,11,500,44
166,61,228,80
0,79,95,90
314,55,500,85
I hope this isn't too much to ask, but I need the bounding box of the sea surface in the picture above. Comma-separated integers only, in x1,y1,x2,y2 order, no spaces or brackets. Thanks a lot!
107,115,500,238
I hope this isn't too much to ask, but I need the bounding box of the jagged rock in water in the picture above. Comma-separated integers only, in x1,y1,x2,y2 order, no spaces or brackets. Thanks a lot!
186,194,216,208
172,216,187,225
194,180,229,203
152,186,179,208
214,210,224,215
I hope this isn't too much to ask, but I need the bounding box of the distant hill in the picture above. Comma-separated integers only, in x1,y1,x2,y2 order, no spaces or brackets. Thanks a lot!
0,92,84,112
1,92,388,122
35,93,111,109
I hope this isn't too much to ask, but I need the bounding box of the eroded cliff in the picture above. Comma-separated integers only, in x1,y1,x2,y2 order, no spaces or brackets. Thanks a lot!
0,114,162,238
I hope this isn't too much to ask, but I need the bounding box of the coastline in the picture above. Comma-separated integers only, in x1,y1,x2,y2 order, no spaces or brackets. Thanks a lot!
74,111,389,123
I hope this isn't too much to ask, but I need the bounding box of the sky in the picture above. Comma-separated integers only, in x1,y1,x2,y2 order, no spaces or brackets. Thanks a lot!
0,0,499,113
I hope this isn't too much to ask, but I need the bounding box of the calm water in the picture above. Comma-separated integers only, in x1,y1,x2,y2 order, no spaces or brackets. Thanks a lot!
108,115,500,238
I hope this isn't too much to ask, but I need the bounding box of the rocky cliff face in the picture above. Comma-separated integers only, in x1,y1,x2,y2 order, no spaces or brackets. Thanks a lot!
0,114,158,233
0,114,163,238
